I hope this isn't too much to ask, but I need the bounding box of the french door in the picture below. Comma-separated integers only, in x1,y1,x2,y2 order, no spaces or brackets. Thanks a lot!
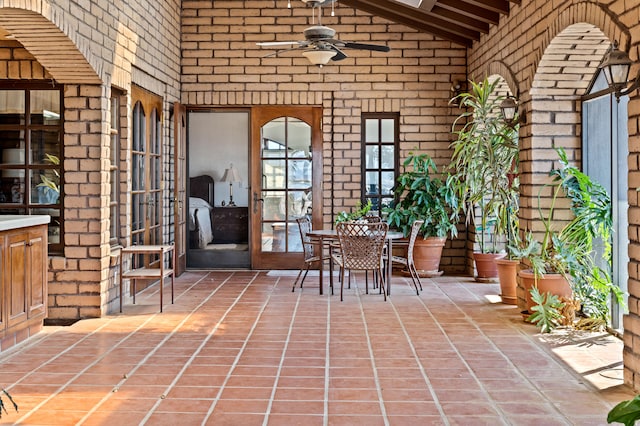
173,102,187,275
131,86,163,258
250,106,322,269
582,70,629,331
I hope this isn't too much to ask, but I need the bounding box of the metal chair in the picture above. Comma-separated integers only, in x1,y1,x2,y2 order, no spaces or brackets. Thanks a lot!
390,220,424,295
331,221,388,301
293,217,325,293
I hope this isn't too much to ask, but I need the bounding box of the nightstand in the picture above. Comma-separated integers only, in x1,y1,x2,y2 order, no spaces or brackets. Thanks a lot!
212,206,249,243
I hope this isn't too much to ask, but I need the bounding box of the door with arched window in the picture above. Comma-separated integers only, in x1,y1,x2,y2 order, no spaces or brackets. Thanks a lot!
250,106,322,269
582,69,629,332
131,86,163,252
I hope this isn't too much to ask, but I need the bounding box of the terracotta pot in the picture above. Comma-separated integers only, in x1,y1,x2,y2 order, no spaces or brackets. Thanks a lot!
518,269,572,313
495,258,519,304
412,236,446,276
473,252,506,280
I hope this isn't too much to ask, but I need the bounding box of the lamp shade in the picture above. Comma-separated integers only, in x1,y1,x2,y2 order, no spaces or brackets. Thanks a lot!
500,97,518,122
600,43,632,87
221,164,242,183
302,49,337,66
2,148,25,178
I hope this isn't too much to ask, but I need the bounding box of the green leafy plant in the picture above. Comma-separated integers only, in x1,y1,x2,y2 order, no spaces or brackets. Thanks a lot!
526,287,565,333
608,395,640,425
448,77,519,254
0,388,18,419
511,147,624,324
384,151,458,238
36,153,60,195
335,199,372,224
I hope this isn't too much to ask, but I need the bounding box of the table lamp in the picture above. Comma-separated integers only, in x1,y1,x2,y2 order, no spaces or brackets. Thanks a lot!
221,163,241,206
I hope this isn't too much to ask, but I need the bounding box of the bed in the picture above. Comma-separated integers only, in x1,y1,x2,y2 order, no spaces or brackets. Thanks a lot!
189,175,214,249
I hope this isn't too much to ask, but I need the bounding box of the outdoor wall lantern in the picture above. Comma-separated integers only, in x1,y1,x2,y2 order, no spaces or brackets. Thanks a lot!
600,41,640,100
500,95,525,126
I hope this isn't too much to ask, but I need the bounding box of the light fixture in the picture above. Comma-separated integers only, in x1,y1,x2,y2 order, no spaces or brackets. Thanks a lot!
221,163,242,207
500,95,525,126
302,49,337,66
599,41,640,100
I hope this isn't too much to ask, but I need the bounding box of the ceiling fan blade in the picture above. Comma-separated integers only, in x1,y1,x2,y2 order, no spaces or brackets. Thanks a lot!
262,46,305,58
342,42,391,52
329,45,348,61
257,41,303,47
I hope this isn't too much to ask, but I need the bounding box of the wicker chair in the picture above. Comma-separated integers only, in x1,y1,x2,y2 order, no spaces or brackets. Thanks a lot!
331,221,388,301
390,220,424,295
293,217,326,293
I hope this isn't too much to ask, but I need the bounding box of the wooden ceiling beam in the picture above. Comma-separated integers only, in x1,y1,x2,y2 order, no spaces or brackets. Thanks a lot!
436,0,501,25
340,0,477,46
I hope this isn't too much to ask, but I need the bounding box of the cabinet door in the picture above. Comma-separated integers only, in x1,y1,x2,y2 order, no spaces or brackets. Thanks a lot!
6,231,28,329
28,226,47,318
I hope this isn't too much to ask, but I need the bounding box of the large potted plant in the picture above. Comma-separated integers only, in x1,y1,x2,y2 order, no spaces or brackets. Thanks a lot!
385,151,459,276
512,147,624,329
449,77,519,280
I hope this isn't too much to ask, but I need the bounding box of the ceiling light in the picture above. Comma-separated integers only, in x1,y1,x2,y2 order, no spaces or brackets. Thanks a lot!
302,49,337,66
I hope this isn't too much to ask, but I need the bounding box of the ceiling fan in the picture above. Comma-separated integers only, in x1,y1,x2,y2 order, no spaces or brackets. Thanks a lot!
257,0,391,66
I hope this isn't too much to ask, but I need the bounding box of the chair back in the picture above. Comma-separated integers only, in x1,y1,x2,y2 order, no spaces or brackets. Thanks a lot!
406,220,425,264
296,217,316,261
336,221,388,270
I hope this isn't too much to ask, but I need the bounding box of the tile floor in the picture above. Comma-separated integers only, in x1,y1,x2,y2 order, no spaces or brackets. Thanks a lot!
0,270,634,425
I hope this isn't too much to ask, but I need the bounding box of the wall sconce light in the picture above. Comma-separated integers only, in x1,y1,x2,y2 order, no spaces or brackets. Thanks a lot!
599,41,640,100
500,95,525,126
221,163,242,207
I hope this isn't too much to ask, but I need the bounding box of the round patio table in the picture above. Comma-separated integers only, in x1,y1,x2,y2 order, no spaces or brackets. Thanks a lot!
306,229,403,296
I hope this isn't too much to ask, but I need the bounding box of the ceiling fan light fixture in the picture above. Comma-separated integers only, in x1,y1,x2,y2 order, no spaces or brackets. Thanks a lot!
302,49,337,65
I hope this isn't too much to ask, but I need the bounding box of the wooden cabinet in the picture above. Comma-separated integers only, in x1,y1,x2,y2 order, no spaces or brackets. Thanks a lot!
1,222,48,340
212,207,248,244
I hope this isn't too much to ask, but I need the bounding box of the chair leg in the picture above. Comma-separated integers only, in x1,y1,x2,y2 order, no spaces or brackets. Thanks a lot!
365,272,369,294
292,264,311,292
292,269,303,292
340,268,345,301
409,263,423,293
378,267,387,301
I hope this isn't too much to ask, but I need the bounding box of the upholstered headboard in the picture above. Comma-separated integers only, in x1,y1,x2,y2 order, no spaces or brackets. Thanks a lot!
189,175,214,206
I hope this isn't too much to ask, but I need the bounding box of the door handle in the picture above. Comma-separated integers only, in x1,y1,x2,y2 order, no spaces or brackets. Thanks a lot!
253,192,264,214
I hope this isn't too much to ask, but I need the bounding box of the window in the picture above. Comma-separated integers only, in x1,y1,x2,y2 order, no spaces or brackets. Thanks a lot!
0,84,63,253
361,113,399,216
109,89,122,247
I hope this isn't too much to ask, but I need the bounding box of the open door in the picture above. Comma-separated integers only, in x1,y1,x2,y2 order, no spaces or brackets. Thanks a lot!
174,102,187,275
250,106,322,269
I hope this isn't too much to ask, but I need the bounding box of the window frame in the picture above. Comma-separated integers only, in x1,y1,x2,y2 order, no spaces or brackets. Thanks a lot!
0,82,64,254
109,88,123,247
360,113,400,216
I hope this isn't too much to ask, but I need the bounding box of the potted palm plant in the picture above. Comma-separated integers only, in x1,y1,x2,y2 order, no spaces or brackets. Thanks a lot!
512,147,624,329
385,151,459,276
449,77,520,280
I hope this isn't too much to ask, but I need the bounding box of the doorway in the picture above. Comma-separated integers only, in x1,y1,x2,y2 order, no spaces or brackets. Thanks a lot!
187,109,250,269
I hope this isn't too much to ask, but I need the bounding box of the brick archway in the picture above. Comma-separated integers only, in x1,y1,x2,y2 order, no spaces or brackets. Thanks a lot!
0,7,100,84
523,23,610,236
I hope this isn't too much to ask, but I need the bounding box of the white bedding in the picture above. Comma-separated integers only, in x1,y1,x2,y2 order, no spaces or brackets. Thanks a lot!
189,197,213,249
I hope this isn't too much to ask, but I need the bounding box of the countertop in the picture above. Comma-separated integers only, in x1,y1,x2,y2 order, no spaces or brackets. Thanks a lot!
0,215,51,232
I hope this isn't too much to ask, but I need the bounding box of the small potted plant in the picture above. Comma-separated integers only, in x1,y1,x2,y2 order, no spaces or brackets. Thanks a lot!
384,151,459,276
449,77,519,280
511,147,624,330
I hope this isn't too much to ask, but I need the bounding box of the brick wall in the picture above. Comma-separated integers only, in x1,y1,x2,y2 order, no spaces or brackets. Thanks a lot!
0,1,182,320
181,0,468,273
